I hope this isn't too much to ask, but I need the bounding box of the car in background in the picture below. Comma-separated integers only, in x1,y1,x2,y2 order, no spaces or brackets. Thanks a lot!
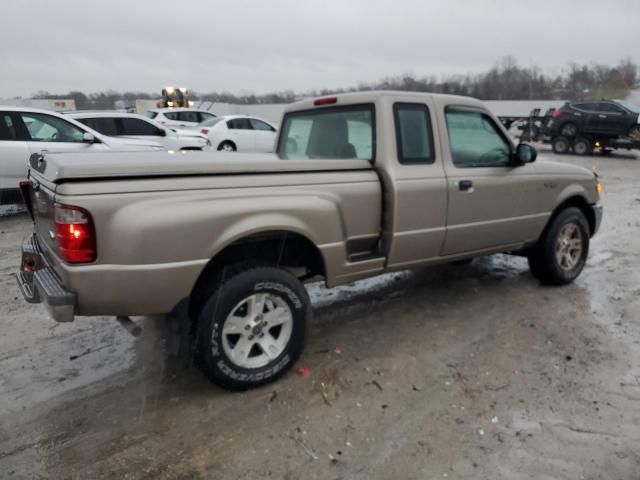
143,108,217,127
546,99,640,140
69,112,211,151
192,115,278,152
0,107,163,203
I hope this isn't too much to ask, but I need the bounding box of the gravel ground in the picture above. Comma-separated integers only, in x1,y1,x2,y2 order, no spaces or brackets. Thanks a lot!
1,146,639,479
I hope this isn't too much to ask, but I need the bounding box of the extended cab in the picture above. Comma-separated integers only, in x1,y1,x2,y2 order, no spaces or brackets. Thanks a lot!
17,92,603,390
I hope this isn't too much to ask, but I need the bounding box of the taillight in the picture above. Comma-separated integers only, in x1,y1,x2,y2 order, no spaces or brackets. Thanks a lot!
200,128,209,135
314,96,338,106
552,110,562,118
54,203,96,263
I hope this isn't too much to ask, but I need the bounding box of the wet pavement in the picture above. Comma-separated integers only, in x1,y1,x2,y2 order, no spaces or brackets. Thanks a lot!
1,147,639,479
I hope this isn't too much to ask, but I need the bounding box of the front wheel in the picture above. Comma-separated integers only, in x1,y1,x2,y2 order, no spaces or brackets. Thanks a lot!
628,125,640,142
528,207,590,285
195,265,310,390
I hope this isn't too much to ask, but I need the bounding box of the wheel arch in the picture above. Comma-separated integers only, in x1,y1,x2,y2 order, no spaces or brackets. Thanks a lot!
218,139,236,150
542,194,596,241
188,229,326,320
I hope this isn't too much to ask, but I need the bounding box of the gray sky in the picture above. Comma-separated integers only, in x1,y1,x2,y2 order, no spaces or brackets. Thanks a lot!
3,0,639,97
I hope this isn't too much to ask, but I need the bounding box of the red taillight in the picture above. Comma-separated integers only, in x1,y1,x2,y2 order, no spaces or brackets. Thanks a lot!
54,203,96,263
552,110,562,118
314,96,338,106
200,128,209,135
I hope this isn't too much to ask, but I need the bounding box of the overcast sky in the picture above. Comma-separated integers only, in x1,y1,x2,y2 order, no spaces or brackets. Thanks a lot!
2,0,639,97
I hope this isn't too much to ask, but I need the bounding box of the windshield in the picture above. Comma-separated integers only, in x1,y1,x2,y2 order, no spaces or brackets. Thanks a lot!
617,100,640,114
277,104,375,160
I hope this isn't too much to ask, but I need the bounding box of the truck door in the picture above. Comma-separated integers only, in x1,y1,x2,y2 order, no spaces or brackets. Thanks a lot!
440,106,538,256
0,111,30,199
383,99,449,269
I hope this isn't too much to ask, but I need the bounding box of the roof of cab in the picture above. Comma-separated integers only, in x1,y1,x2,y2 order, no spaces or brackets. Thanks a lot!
283,90,486,114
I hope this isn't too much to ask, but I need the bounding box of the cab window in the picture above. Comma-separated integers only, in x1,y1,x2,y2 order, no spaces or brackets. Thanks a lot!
445,108,511,168
277,104,374,161
20,112,85,143
393,103,434,164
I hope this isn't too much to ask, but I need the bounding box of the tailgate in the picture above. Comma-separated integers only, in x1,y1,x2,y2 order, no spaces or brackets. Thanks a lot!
27,173,58,258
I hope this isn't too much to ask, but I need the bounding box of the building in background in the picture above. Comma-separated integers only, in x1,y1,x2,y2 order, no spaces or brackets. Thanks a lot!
0,98,76,111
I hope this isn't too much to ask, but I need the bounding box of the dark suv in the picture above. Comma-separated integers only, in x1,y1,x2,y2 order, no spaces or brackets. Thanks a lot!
547,100,640,141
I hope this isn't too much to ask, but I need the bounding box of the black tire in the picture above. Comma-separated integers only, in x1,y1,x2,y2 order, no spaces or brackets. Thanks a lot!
195,265,310,390
552,136,571,154
528,207,590,285
218,141,237,152
628,125,640,142
560,122,578,137
572,137,593,156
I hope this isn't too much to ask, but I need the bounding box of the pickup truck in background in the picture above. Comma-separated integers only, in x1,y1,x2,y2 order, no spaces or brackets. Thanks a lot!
17,92,603,390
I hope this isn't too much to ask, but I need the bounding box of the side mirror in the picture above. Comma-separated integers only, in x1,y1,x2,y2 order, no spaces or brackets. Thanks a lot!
82,132,98,143
514,143,537,165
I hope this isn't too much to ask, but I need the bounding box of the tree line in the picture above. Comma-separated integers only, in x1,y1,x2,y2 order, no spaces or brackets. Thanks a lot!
33,57,638,109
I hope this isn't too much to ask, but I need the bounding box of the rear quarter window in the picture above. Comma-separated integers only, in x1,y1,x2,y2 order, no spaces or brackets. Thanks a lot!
277,104,375,161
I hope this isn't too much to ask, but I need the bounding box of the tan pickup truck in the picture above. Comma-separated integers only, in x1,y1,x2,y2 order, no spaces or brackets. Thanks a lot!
17,92,603,390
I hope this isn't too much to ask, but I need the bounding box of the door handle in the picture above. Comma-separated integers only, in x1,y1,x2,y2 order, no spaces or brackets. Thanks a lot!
458,180,473,191
598,115,606,118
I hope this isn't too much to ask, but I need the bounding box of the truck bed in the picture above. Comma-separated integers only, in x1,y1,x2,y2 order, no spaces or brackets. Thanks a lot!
31,150,373,183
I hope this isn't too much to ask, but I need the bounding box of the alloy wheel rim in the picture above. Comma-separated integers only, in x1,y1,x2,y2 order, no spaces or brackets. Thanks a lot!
219,293,293,369
555,222,583,272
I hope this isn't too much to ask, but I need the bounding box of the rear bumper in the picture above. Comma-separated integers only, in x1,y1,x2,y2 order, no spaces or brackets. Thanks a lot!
16,234,76,322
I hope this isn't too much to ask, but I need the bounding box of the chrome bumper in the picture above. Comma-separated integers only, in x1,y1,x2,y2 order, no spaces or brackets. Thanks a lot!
16,234,76,322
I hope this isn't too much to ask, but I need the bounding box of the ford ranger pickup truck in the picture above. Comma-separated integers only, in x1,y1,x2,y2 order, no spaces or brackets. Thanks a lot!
16,92,603,390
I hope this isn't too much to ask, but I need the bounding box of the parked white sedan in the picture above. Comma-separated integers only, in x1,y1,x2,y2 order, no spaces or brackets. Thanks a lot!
69,112,211,151
190,115,278,153
0,107,162,204
143,108,216,128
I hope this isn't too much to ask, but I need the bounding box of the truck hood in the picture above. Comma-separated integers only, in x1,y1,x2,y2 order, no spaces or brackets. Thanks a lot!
29,150,372,183
534,157,594,178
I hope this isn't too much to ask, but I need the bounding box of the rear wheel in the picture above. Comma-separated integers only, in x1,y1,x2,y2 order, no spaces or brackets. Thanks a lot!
560,122,578,137
628,125,640,142
195,265,310,390
572,137,593,156
528,207,590,285
218,141,236,152
552,136,571,154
